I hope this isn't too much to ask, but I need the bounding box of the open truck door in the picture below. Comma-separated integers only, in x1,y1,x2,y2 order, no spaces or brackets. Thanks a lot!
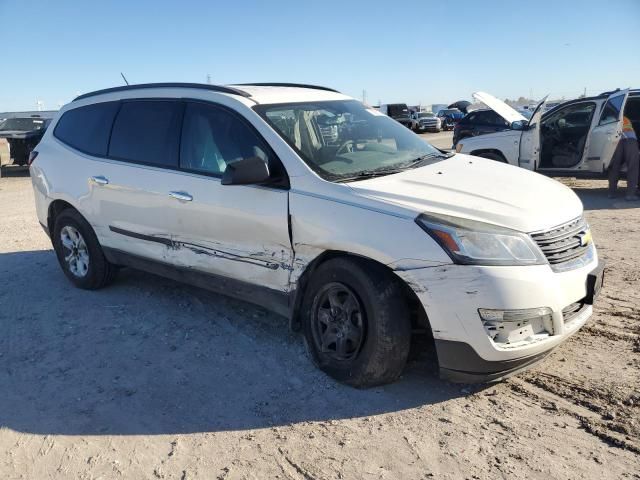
584,89,629,173
518,96,548,171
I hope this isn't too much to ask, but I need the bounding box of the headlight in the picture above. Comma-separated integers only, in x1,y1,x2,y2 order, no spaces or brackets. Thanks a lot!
415,213,547,266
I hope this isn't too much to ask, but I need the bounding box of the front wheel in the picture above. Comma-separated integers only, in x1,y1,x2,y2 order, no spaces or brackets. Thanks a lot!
301,258,411,388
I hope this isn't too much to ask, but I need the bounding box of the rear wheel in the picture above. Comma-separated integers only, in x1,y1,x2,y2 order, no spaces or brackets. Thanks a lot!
52,209,118,289
301,258,411,388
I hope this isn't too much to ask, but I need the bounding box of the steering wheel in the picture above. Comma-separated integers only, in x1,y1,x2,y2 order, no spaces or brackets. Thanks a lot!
336,139,356,156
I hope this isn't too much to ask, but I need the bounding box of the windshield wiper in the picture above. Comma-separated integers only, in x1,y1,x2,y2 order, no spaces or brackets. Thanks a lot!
407,151,455,166
335,152,455,183
336,167,407,183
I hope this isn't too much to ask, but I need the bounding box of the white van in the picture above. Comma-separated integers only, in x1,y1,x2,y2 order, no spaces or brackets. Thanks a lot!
456,89,639,176
30,83,603,386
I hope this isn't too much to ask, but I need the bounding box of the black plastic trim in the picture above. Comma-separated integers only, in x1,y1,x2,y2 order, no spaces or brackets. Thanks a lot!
73,83,252,101
109,226,172,246
234,83,340,93
585,260,605,305
435,339,555,383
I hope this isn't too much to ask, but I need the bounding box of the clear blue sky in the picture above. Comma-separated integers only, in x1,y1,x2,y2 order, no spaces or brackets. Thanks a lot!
1,0,638,111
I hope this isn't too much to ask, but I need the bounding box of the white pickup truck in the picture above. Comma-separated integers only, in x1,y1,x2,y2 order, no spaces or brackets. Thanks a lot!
456,89,639,177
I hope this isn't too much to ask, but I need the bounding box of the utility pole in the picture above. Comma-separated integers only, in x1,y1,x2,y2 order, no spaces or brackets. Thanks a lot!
206,74,212,85
362,89,367,105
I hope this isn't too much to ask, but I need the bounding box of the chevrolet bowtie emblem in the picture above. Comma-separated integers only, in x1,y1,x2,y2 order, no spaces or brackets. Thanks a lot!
578,229,592,247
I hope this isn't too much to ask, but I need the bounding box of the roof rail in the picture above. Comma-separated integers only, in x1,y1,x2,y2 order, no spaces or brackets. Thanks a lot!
73,83,252,102
233,83,340,93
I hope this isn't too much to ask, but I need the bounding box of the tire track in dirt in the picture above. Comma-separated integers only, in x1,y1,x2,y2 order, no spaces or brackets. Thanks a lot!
508,375,640,454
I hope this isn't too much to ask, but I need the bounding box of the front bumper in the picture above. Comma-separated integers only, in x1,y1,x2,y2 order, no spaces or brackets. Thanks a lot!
396,254,600,382
435,339,555,383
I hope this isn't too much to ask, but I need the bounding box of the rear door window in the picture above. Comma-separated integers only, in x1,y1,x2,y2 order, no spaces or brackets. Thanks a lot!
109,100,182,167
54,102,120,156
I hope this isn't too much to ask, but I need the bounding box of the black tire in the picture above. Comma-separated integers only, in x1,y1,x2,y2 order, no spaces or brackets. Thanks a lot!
301,257,411,388
52,208,118,289
475,151,507,163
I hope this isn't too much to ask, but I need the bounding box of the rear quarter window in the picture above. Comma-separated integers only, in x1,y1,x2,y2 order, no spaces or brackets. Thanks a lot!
54,102,120,156
108,100,182,167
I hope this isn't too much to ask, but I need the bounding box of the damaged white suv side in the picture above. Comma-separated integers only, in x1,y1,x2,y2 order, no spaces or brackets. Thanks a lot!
30,83,604,387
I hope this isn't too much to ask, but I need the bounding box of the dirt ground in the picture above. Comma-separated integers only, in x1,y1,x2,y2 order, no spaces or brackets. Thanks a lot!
0,166,638,479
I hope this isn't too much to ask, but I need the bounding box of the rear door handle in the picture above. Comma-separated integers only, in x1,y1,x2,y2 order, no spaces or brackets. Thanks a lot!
90,175,109,185
169,191,193,202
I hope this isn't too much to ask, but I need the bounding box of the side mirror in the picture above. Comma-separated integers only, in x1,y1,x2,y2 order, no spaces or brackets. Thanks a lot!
221,156,270,186
511,120,528,131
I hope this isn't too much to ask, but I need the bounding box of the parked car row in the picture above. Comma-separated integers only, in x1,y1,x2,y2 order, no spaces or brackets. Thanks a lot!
29,82,604,388
378,102,468,133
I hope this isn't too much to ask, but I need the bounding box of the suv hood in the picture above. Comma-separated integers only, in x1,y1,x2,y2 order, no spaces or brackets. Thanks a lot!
472,91,527,125
347,154,582,233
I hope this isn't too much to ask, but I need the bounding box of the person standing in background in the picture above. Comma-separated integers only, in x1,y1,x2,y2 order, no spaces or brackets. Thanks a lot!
608,115,639,201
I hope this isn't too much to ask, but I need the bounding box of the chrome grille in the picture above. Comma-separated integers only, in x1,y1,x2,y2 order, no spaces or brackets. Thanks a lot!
531,216,590,267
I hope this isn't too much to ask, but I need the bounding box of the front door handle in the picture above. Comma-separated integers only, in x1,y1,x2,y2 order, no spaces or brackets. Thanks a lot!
169,191,193,202
90,175,109,185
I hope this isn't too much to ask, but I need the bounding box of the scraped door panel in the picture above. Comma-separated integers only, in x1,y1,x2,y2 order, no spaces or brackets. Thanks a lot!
91,99,184,263
89,161,179,263
166,174,292,291
167,101,293,292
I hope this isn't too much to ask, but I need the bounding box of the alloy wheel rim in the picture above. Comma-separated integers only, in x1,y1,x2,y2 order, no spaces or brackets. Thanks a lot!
311,282,365,361
60,225,90,278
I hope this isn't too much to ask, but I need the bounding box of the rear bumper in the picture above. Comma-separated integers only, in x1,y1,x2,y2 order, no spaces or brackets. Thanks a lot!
435,339,554,383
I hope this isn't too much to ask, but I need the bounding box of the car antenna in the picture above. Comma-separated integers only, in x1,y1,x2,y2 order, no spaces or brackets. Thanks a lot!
120,72,130,86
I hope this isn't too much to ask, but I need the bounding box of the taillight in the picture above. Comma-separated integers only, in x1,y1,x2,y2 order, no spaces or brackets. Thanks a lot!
28,150,39,166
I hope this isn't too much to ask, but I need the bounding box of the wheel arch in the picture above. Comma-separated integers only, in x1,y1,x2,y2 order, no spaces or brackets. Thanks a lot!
47,199,81,235
469,148,508,162
289,250,431,336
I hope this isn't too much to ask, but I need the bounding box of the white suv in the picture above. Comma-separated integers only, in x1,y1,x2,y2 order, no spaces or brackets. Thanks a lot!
30,83,604,387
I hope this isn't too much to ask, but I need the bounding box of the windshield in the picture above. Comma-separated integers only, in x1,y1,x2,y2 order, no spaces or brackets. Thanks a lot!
255,100,445,182
0,118,47,131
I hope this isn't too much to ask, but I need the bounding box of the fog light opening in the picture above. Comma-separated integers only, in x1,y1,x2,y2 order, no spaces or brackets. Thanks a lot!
478,307,552,346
